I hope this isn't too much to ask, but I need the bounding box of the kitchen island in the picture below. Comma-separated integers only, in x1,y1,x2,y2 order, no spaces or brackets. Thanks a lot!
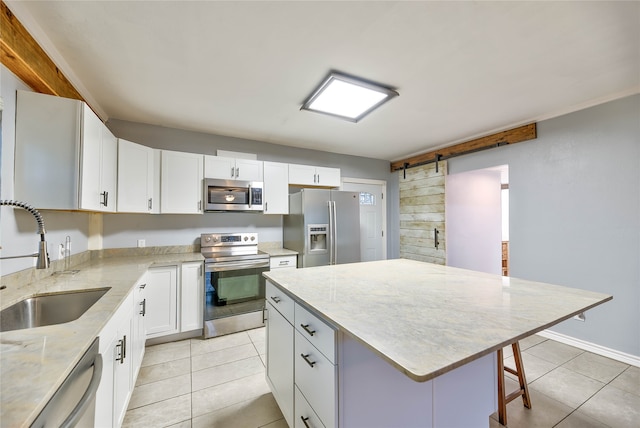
263,259,612,428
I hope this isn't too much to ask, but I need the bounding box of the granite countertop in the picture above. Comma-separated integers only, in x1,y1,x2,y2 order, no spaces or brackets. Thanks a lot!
263,259,612,382
257,243,298,257
0,252,203,428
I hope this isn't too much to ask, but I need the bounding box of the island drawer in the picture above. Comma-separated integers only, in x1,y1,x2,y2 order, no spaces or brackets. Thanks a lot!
295,330,336,428
266,281,294,323
295,303,336,363
295,385,326,428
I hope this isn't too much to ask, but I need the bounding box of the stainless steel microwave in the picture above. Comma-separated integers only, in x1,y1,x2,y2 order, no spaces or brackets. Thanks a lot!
204,178,263,212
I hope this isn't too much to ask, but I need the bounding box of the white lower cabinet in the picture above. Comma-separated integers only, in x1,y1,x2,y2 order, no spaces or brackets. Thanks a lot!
265,280,337,428
295,330,337,428
269,254,297,270
295,386,325,428
181,261,204,332
131,276,147,382
266,299,294,427
145,266,179,338
146,262,204,340
96,280,144,428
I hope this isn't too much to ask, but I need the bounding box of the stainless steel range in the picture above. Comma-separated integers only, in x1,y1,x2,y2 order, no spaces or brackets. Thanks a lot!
201,232,270,338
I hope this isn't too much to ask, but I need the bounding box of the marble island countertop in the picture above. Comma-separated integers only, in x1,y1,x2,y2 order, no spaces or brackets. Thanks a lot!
0,252,203,428
263,259,612,382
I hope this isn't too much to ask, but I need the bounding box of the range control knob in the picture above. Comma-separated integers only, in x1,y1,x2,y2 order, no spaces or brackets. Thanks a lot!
250,236,255,241
204,236,211,242
243,236,248,241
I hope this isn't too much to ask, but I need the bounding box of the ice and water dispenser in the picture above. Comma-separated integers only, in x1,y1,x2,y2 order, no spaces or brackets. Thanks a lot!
308,224,328,254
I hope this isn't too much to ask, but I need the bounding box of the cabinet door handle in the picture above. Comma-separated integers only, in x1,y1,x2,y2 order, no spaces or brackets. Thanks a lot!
300,323,316,336
116,335,127,364
300,416,311,428
300,353,316,367
270,296,281,303
236,167,239,178
148,198,153,210
198,200,202,211
231,166,235,178
100,191,108,206
140,299,146,316
139,283,146,289
265,202,268,212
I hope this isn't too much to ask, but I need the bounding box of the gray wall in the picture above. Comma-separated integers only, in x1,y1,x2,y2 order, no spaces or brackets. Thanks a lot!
105,119,400,252
448,94,640,357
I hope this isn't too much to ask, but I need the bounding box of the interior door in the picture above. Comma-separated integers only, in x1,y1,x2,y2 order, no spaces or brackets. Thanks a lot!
445,168,503,274
341,182,386,262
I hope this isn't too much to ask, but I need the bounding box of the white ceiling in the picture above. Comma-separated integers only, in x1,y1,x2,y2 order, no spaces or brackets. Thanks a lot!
6,1,639,162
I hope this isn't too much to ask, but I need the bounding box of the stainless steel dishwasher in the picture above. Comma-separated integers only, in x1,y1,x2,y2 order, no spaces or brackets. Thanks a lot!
30,337,102,428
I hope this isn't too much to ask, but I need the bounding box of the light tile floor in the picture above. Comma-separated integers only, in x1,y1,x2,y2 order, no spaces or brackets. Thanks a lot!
123,329,639,427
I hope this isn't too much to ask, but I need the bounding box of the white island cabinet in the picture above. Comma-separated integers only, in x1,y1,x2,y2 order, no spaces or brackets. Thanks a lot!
15,90,117,211
263,259,612,427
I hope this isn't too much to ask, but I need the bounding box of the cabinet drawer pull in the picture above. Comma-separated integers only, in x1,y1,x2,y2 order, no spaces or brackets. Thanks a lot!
300,353,316,368
139,283,146,289
301,416,311,428
270,296,281,303
140,299,146,316
300,323,316,336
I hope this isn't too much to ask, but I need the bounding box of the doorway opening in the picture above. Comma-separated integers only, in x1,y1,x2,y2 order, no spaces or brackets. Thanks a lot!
445,165,509,275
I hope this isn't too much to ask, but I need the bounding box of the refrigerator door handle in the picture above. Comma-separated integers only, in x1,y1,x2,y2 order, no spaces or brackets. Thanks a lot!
328,201,334,264
330,200,338,264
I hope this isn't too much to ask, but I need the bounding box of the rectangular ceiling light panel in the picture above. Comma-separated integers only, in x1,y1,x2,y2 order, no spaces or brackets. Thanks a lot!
301,72,398,122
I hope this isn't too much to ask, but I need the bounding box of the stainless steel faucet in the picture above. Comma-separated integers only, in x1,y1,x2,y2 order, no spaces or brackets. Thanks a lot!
0,200,50,269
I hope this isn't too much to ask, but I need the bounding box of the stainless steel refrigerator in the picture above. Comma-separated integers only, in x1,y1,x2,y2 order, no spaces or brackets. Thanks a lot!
283,189,360,267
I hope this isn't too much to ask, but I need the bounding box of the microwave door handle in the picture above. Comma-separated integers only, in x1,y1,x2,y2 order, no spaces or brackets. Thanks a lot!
248,184,252,208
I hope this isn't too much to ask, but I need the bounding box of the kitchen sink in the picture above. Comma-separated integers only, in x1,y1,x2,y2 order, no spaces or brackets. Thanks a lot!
0,288,111,332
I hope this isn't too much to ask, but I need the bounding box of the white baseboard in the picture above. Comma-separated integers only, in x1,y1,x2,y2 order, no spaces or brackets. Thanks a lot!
538,329,640,368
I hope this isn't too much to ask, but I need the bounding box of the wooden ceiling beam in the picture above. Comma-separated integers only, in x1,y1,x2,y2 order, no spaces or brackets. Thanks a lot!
0,1,84,101
390,123,537,172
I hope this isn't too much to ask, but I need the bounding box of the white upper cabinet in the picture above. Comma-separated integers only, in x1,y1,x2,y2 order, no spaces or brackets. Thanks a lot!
117,139,155,213
288,163,340,187
263,161,289,214
160,150,204,214
204,155,263,181
15,91,118,211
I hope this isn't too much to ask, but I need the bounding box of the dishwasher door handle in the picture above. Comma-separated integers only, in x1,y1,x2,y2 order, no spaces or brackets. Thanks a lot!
60,353,103,428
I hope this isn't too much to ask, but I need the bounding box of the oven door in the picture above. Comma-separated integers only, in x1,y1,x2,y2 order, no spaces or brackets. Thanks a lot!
204,259,269,318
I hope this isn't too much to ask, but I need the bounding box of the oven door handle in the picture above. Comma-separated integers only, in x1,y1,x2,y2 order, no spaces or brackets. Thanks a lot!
206,260,270,272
